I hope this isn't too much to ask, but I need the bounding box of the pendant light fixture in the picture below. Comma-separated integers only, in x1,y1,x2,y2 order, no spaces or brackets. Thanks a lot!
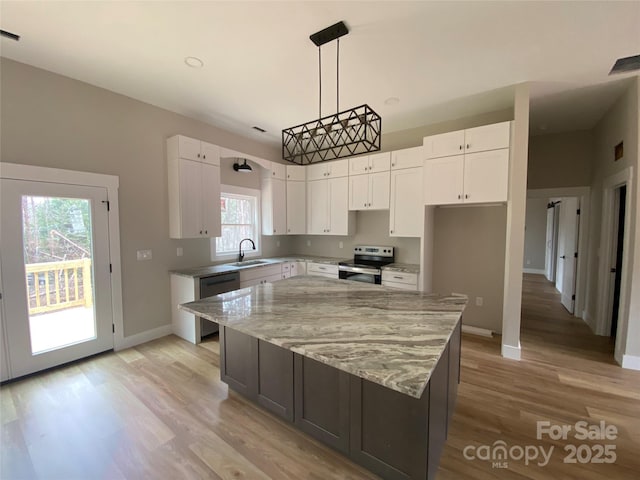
282,21,381,165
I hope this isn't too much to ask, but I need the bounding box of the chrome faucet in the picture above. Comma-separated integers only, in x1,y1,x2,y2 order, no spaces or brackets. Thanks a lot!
238,238,256,262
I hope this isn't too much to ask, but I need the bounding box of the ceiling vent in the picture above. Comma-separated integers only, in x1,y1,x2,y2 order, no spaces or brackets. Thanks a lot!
609,54,640,75
252,126,267,133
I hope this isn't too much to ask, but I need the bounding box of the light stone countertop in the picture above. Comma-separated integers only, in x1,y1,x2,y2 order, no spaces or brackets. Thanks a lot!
179,276,467,398
170,255,349,279
381,263,420,274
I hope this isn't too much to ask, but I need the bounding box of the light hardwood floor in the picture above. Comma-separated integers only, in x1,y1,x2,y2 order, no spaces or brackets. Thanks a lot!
1,274,639,479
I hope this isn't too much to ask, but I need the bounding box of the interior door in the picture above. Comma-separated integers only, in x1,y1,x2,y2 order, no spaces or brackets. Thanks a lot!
559,197,579,313
0,179,113,378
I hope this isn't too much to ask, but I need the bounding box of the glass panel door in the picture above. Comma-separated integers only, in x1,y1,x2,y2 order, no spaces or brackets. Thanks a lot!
1,179,113,378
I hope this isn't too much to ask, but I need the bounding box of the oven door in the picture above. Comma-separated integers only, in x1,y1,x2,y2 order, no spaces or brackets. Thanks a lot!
338,266,381,284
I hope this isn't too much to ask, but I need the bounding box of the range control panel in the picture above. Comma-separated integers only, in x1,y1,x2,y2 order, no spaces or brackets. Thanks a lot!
353,245,394,257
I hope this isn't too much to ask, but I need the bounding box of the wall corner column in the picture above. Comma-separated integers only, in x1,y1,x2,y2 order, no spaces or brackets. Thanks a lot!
501,83,530,360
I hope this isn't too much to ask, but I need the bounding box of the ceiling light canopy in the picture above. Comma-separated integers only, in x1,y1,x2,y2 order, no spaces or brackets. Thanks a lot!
233,159,252,173
282,21,381,165
184,56,204,68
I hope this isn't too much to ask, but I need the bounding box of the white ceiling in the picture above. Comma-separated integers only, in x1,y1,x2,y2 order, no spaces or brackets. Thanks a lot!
1,1,639,145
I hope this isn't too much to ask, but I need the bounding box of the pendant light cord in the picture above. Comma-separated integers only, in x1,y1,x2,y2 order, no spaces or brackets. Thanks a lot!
318,46,322,118
336,38,340,114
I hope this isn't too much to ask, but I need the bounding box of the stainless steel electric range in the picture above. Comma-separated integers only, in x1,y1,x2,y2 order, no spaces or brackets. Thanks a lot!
338,245,395,284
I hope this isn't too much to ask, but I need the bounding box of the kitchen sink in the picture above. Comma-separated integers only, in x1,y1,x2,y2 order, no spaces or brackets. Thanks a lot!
229,260,269,267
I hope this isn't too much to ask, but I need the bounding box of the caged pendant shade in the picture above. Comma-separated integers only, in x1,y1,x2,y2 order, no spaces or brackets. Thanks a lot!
282,21,381,165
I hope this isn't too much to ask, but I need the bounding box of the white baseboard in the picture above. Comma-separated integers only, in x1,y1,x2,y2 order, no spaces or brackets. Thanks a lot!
501,343,521,361
622,354,640,370
461,325,493,337
523,268,546,275
114,324,173,351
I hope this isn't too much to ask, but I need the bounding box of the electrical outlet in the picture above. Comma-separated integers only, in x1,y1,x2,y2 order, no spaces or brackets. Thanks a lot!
526,259,531,265
339,241,343,249
475,297,483,306
276,240,280,247
176,247,183,257
137,249,152,261
307,240,311,247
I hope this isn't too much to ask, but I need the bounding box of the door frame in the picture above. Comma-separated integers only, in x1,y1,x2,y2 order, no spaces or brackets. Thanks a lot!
596,167,633,364
527,187,590,319
0,163,124,353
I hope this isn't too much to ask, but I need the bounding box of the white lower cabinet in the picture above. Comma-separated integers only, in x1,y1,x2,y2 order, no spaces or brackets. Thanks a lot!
307,177,354,235
307,262,338,279
381,271,418,291
389,167,423,237
239,264,284,288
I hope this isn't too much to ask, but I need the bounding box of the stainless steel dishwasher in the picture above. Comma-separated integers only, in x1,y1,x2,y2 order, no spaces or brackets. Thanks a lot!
199,271,240,337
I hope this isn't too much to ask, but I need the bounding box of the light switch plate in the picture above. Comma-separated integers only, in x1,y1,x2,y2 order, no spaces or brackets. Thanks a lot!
307,240,311,247
339,241,343,249
176,247,183,257
276,240,280,247
475,297,483,306
137,249,152,261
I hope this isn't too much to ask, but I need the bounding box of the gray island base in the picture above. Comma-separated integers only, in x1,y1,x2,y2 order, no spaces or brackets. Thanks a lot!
180,276,466,480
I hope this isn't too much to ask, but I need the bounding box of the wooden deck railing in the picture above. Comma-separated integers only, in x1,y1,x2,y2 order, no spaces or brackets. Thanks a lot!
25,259,93,315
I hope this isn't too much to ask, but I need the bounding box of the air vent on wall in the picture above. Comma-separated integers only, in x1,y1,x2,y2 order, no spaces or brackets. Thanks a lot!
0,29,20,41
609,54,640,75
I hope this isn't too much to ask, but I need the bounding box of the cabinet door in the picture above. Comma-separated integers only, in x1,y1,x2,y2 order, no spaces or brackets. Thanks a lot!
286,165,306,181
328,177,350,234
349,174,370,211
327,159,349,178
369,171,390,210
307,179,328,234
423,130,465,159
424,156,464,205
201,163,221,237
464,122,510,154
262,178,286,235
257,340,294,421
220,327,256,398
268,162,286,180
390,167,423,237
179,159,204,238
307,163,327,181
286,180,306,234
391,146,423,170
200,142,220,166
463,149,509,204
177,135,202,161
368,152,391,173
349,156,370,175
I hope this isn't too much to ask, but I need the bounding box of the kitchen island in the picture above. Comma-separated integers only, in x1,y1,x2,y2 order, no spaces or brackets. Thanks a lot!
179,276,466,480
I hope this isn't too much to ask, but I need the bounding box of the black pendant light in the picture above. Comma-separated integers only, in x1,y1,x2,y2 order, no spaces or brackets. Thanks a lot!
233,159,253,173
282,21,381,165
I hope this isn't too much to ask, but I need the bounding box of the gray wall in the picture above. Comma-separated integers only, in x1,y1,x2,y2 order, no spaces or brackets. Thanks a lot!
523,197,548,271
432,206,507,333
0,58,284,338
528,130,594,189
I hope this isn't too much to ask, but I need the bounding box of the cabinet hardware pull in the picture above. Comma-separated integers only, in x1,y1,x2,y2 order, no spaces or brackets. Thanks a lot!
273,229,276,233
390,229,394,234
200,230,203,234
459,145,463,150
458,194,461,199
465,194,469,199
393,276,403,280
198,153,201,158
364,203,367,207
391,163,395,167
205,230,208,234
466,144,470,149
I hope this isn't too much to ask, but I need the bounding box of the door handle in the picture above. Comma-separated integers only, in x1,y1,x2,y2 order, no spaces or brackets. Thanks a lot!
610,268,617,273
560,255,566,259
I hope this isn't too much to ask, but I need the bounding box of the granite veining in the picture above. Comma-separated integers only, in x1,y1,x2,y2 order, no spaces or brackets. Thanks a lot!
179,276,466,398
382,263,420,274
170,255,348,279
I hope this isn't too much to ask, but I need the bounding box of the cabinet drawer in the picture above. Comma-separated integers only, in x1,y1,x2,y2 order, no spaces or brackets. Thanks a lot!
307,263,338,277
382,271,418,286
382,281,418,291
239,264,283,282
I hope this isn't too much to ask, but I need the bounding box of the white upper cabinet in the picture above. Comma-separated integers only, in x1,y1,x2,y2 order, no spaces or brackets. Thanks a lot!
349,171,390,210
263,162,286,180
390,167,424,237
167,135,221,239
424,121,511,159
349,152,391,175
307,159,349,181
168,135,221,165
261,177,287,235
464,122,510,154
286,165,306,181
286,179,306,234
391,146,424,170
423,121,511,205
307,176,353,235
